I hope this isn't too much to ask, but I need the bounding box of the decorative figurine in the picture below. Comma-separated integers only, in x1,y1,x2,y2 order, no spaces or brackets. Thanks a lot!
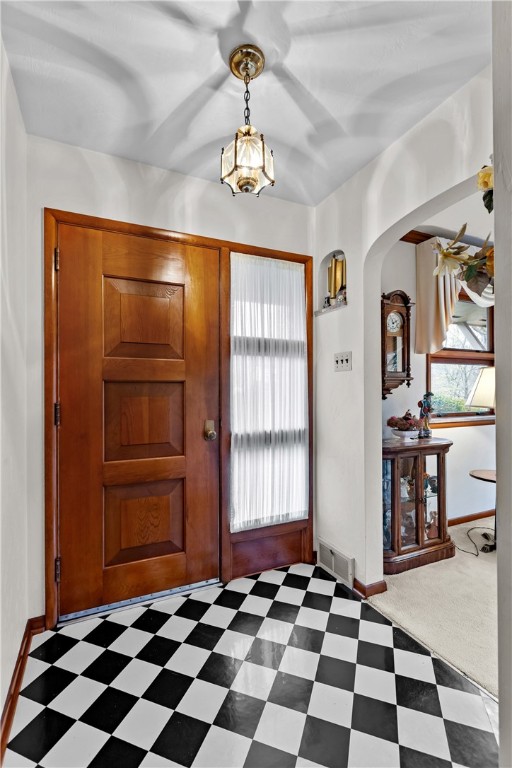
418,391,434,438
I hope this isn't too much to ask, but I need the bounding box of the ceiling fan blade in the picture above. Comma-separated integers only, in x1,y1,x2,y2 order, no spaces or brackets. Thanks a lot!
143,1,217,34
271,62,347,144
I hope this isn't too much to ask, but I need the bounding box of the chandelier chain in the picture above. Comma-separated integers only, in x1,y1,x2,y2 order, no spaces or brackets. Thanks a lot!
243,71,251,126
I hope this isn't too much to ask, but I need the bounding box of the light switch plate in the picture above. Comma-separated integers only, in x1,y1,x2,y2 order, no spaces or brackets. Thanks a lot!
334,352,352,372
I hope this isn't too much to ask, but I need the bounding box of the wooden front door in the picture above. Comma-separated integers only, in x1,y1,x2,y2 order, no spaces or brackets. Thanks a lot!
54,217,219,619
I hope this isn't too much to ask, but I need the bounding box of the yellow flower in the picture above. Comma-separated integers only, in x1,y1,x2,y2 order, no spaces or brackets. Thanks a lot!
433,247,469,277
477,166,493,190
485,247,494,277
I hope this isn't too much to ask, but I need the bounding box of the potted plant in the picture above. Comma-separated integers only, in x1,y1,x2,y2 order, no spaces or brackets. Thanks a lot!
387,410,423,439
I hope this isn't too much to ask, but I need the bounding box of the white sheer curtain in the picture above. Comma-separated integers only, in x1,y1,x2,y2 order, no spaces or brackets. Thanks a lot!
230,252,309,533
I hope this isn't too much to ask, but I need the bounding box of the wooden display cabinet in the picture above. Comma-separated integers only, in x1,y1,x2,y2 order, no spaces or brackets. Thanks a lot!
382,437,455,574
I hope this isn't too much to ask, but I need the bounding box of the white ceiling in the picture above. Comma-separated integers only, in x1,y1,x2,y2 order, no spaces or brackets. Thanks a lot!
2,1,491,206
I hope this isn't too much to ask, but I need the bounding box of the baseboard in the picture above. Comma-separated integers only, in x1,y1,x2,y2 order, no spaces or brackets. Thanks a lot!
448,509,495,527
1,616,45,761
353,578,387,599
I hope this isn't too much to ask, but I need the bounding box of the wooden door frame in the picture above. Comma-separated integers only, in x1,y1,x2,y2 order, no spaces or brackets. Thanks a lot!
44,208,314,629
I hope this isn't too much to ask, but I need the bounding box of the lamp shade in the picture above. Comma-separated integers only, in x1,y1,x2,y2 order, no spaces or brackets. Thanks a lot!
221,125,275,196
466,366,496,409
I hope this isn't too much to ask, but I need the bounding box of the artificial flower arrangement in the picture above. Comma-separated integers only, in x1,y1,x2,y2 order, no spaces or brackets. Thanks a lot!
387,410,423,431
432,223,494,297
477,164,493,213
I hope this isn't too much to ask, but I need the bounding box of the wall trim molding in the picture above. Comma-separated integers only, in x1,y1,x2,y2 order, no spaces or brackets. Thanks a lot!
353,578,387,599
1,616,45,760
448,509,495,527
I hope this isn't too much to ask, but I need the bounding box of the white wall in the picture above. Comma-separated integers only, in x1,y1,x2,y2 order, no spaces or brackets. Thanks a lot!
314,65,493,586
381,239,496,519
1,44,28,704
24,136,313,618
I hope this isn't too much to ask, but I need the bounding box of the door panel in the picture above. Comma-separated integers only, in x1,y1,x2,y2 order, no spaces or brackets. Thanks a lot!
58,223,219,618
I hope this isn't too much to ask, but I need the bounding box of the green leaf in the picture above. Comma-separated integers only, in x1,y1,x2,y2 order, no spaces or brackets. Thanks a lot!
483,190,494,213
463,263,478,281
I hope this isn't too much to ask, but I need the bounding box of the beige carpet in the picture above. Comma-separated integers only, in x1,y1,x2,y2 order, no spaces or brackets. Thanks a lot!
369,519,498,696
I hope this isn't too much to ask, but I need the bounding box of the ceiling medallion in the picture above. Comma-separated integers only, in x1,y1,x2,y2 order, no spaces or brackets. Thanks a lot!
220,44,275,196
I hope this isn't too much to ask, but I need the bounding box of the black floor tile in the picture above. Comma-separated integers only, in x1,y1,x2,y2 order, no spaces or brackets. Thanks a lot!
395,674,443,717
315,655,356,692
244,637,285,669
21,666,76,705
82,649,132,685
184,622,225,650
432,657,481,694
174,598,211,622
88,736,146,768
334,582,359,600
151,711,210,767
142,668,193,710
287,625,324,654
268,670,313,713
312,566,336,581
360,602,392,625
130,608,171,635
197,651,243,687
326,613,360,639
249,580,280,600
266,600,300,624
282,573,310,591
399,745,452,768
7,708,74,764
228,611,264,637
393,626,431,655
356,640,395,672
244,740,296,768
80,687,138,733
82,620,126,648
351,693,398,743
214,690,266,739
29,632,78,664
445,719,499,768
214,589,247,610
299,715,351,768
302,591,333,612
135,635,180,667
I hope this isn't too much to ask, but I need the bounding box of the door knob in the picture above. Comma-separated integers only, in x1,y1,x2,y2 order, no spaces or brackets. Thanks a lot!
204,420,217,441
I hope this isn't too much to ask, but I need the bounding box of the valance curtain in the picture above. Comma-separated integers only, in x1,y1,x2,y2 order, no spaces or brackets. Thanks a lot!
230,252,309,533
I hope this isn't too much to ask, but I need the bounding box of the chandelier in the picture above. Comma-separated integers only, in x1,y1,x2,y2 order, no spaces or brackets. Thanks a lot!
220,44,275,196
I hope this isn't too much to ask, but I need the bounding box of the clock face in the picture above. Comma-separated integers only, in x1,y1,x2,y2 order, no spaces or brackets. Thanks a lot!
387,312,403,333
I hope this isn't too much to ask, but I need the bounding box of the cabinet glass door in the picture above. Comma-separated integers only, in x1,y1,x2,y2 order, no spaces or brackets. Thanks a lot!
424,453,440,542
398,456,419,548
382,460,392,551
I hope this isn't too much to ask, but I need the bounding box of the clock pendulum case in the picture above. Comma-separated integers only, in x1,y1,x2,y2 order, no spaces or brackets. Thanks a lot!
381,290,414,399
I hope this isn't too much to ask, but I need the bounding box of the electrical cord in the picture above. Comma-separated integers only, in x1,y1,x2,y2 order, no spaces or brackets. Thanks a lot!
455,526,496,557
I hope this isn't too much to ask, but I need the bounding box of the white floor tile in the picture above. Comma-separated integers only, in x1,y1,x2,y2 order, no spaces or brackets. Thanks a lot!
108,626,152,657
53,640,103,674
225,577,257,594
481,693,499,743
288,564,315,578
156,614,196,642
200,603,238,629
256,569,287,585
358,620,394,648
104,606,147,626
214,629,254,660
438,686,493,732
239,594,273,617
189,587,223,604
397,705,451,761
393,648,436,684
348,729,401,768
256,617,294,645
175,678,228,723
308,681,353,728
113,698,171,750
295,606,329,632
140,753,183,767
110,657,161,697
29,630,55,651
8,697,45,739
57,618,103,640
165,643,210,677
321,631,358,663
307,577,336,596
254,701,306,755
2,749,37,767
20,657,50,688
354,664,397,705
47,675,106,719
295,759,325,768
279,646,319,681
275,585,307,606
192,724,252,767
150,595,187,615
330,597,361,619
231,661,277,700
39,721,108,767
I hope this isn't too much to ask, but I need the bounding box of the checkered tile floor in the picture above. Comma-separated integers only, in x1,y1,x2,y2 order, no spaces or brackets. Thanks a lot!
5,564,499,767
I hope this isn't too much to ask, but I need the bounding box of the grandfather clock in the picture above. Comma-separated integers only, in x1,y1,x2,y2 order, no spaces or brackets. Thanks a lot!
381,290,413,399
